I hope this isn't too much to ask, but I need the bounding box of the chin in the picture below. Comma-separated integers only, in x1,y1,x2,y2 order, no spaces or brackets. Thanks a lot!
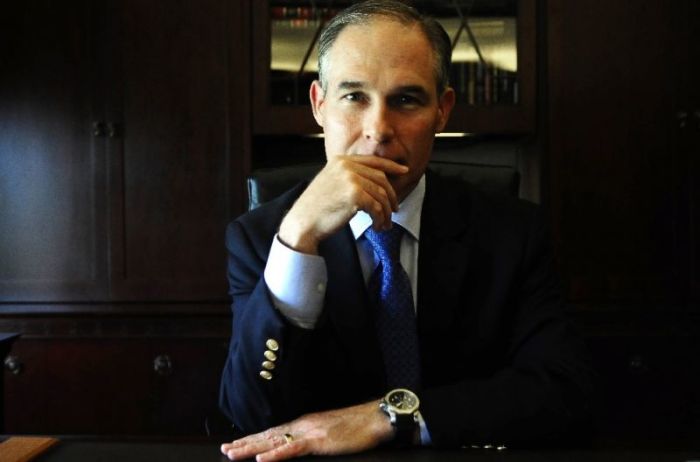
392,179,415,203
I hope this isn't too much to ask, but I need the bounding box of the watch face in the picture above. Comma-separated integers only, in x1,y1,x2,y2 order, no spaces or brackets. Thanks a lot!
387,388,419,414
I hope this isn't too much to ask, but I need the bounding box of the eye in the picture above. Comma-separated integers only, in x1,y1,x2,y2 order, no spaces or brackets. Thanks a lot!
341,92,366,103
390,93,424,109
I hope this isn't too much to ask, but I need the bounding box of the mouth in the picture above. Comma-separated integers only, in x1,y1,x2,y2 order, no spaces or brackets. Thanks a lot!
386,169,408,181
361,152,408,167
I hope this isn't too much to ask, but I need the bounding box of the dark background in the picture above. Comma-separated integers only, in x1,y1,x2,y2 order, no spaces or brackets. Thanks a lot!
0,0,698,442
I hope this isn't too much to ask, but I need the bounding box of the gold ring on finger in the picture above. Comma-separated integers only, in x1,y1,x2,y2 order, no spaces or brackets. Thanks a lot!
283,433,294,444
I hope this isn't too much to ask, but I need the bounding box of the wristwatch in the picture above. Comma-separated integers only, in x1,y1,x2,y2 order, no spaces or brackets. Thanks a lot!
379,388,420,446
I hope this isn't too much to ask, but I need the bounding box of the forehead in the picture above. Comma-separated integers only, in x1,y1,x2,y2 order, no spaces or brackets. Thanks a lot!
325,18,438,90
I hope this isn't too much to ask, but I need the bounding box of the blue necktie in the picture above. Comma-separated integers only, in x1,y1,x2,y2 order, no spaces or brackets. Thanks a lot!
365,224,421,391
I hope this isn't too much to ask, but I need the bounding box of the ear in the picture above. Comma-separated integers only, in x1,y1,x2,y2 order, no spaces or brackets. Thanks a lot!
435,87,456,132
309,80,326,128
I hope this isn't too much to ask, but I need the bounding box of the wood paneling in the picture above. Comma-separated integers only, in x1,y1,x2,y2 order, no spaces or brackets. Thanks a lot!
107,0,239,300
547,0,696,303
0,1,109,301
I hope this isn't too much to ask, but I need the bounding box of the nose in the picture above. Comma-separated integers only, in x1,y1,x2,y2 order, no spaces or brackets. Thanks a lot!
362,102,394,145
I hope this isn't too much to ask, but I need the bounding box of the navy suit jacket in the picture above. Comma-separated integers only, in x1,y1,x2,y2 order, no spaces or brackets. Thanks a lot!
220,168,593,447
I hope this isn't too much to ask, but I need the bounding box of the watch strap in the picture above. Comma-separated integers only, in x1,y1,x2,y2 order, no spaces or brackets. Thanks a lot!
392,411,418,447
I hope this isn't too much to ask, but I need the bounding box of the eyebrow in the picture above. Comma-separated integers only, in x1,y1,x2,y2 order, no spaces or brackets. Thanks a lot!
395,85,430,96
336,81,430,96
337,81,365,90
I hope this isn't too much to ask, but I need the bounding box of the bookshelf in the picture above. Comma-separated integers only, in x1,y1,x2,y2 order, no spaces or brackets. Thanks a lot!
251,0,536,135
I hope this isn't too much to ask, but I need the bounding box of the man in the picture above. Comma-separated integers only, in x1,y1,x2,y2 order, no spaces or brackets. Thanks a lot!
220,1,593,461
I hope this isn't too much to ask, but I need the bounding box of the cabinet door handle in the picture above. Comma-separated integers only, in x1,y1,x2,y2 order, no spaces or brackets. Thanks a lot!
4,355,23,375
92,121,106,137
153,354,173,376
106,122,122,138
628,354,649,375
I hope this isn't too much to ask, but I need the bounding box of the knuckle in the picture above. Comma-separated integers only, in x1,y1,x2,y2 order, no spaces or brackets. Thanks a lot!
352,189,368,206
337,157,352,172
290,440,308,457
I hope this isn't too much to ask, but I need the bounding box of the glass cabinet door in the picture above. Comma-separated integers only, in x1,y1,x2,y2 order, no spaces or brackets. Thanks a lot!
253,0,534,134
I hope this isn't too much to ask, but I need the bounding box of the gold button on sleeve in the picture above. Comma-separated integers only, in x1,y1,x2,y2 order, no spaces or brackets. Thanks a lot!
264,350,277,361
265,339,279,351
262,361,275,370
259,370,273,380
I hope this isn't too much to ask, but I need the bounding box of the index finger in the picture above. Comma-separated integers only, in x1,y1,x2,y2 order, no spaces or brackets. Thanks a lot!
221,430,286,460
255,439,308,462
336,154,410,175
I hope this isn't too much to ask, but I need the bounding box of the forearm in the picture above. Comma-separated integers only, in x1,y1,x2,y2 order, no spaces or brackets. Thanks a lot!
220,279,328,433
221,221,322,433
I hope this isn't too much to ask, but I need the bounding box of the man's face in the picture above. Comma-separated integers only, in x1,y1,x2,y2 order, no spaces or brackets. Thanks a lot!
310,18,455,202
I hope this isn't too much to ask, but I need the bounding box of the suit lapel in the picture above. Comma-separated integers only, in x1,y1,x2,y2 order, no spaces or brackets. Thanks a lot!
417,169,474,334
320,226,385,387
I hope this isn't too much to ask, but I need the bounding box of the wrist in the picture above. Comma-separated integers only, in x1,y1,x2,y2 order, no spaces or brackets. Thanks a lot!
379,388,421,447
371,400,396,444
278,213,320,255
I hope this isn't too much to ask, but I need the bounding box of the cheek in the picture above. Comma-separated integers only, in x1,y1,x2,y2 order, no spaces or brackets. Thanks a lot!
324,105,361,128
324,114,363,152
401,121,437,154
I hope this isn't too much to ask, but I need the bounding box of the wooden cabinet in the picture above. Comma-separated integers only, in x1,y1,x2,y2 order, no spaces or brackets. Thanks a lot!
547,0,700,305
0,0,244,435
548,1,700,437
677,0,700,301
106,0,247,300
251,0,536,135
3,328,230,434
0,0,248,302
587,329,700,439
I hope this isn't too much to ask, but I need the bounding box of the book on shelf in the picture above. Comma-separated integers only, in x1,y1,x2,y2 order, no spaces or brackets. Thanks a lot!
449,61,518,106
270,6,339,21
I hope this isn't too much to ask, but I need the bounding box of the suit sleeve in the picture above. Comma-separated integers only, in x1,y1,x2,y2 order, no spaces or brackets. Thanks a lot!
218,218,322,435
419,207,595,448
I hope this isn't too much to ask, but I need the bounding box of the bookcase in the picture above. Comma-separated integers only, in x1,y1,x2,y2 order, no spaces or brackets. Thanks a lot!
251,0,536,135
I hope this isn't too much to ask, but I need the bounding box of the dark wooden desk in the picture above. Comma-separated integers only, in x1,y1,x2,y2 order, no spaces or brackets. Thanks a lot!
33,438,700,462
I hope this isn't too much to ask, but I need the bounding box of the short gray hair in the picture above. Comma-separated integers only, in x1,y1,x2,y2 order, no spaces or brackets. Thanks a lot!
317,0,452,94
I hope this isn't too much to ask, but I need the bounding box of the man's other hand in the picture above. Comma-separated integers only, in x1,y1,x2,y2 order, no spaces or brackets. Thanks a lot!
220,400,394,461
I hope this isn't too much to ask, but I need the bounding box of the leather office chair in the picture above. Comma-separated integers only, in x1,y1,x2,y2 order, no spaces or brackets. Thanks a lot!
247,161,519,210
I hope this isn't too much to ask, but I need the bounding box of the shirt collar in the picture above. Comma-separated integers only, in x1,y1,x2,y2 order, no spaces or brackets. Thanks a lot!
349,174,425,241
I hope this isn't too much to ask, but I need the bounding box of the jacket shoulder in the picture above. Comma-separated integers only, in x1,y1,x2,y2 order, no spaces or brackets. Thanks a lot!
228,182,307,235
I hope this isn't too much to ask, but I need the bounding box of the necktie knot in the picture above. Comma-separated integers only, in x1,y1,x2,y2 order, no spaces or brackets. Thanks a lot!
364,225,404,264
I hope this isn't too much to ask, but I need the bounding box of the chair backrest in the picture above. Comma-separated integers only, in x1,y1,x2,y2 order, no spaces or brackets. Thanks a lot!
247,163,324,211
247,161,519,210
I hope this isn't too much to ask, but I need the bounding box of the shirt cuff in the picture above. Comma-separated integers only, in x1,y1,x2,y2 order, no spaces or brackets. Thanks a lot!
417,411,432,445
264,234,327,329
